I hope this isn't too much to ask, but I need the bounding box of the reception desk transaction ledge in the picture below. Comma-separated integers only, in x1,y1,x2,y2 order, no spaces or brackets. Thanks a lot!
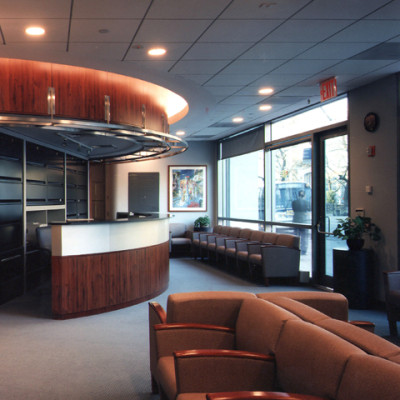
51,216,170,319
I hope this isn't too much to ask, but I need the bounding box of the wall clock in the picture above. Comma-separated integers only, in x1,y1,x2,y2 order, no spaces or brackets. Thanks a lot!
364,112,379,132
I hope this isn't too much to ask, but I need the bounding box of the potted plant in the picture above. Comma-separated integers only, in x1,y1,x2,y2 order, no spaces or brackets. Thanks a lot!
332,215,381,250
194,215,211,232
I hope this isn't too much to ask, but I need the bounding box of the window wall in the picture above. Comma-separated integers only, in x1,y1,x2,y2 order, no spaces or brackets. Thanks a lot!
218,150,264,229
217,96,348,280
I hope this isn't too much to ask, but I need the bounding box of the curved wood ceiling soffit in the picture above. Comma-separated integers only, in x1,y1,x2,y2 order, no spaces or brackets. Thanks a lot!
0,58,188,162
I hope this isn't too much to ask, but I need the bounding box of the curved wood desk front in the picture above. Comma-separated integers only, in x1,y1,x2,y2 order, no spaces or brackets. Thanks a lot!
51,217,169,319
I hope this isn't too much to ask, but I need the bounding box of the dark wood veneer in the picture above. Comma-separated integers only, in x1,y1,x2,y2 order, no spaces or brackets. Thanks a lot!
206,391,326,400
52,241,169,319
174,349,274,362
0,59,168,131
154,323,235,332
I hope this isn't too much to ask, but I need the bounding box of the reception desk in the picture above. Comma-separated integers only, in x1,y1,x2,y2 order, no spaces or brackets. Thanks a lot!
51,216,170,319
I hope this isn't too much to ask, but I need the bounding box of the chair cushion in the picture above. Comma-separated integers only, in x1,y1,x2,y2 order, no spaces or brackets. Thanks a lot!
337,354,400,400
250,230,264,241
318,318,400,362
166,292,257,327
256,291,349,321
261,232,278,244
236,298,299,354
265,297,330,324
275,234,299,249
170,223,188,238
275,320,365,398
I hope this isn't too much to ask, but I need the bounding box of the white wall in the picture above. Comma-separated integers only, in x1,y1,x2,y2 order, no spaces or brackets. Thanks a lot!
105,141,217,230
348,74,399,299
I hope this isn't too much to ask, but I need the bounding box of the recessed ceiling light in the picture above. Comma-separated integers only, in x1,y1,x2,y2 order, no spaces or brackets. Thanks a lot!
259,104,272,111
258,87,274,95
25,26,45,36
176,130,186,136
148,48,166,56
232,117,244,123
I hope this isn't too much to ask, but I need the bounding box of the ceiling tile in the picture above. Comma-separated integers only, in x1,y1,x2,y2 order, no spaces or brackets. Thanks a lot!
175,74,214,85
297,42,377,60
221,0,311,19
0,0,70,18
199,20,283,43
124,59,177,73
70,19,140,43
135,19,211,43
0,42,68,59
350,43,400,60
0,18,70,42
278,86,320,97
170,60,229,75
222,59,285,74
147,0,231,19
204,73,264,86
271,59,338,75
249,74,311,87
68,43,129,60
323,59,395,75
366,1,400,19
204,86,243,97
294,0,391,19
262,20,353,43
183,42,251,60
125,42,191,61
73,0,149,18
219,95,264,106
327,20,400,43
240,42,314,60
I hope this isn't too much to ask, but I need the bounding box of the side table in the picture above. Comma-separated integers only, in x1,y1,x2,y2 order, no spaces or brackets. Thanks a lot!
333,248,374,309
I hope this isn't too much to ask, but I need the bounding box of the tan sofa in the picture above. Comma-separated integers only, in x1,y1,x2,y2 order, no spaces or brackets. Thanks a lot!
149,291,400,400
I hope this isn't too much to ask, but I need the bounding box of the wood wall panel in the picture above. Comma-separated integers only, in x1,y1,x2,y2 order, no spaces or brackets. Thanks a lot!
52,241,169,319
0,59,173,132
51,64,107,122
0,59,50,115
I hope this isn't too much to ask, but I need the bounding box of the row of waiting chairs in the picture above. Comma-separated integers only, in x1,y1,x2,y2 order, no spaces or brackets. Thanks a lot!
192,225,300,285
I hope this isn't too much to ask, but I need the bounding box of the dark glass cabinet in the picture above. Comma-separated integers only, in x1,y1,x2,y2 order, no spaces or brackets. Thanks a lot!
0,134,23,303
0,132,88,304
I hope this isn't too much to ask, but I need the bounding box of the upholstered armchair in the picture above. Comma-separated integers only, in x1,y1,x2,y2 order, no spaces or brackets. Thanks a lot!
248,234,300,285
215,228,252,266
383,271,400,336
169,223,192,257
236,232,278,277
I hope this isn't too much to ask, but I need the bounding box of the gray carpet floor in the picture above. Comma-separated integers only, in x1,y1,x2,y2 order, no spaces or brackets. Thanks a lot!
0,258,393,399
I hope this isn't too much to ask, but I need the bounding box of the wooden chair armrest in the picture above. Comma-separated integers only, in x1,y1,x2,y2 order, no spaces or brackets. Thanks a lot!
154,325,236,359
174,349,273,361
154,323,234,333
149,301,167,324
206,391,328,400
174,350,276,394
349,320,375,333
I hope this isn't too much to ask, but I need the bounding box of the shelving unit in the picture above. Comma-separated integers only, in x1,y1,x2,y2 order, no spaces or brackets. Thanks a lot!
0,134,24,303
0,131,88,303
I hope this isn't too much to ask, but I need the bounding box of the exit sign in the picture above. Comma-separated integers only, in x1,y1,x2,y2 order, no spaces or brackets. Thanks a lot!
320,77,337,102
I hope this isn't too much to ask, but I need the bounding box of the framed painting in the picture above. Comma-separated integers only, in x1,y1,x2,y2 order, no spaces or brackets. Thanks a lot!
168,165,207,212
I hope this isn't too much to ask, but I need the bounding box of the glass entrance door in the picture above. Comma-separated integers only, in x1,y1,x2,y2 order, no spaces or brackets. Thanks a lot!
316,132,349,287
